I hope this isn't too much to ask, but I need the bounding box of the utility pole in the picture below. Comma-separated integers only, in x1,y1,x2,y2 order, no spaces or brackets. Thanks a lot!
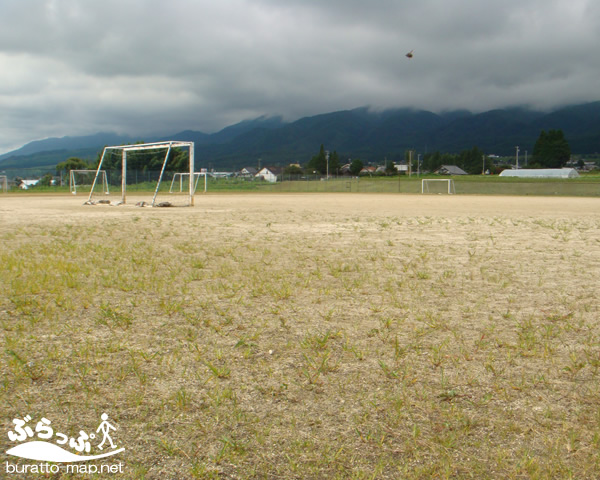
515,146,520,170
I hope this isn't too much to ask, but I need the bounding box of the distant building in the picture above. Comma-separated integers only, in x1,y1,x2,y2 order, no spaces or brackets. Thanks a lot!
359,166,377,175
238,167,258,178
339,163,352,175
435,165,468,175
256,166,283,183
19,179,40,189
499,168,579,178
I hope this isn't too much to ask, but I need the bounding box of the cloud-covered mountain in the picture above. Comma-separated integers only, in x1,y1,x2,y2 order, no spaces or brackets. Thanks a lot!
1,102,598,172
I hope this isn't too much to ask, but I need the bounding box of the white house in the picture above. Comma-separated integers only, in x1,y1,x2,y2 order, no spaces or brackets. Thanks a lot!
238,167,258,178
19,179,40,189
256,166,283,183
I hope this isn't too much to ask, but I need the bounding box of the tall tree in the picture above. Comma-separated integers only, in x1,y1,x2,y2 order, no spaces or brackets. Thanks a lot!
329,150,340,175
458,146,486,174
532,130,571,168
56,157,90,173
306,144,328,174
349,159,364,176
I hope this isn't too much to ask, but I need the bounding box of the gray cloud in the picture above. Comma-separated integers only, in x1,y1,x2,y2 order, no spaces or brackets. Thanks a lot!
1,0,599,153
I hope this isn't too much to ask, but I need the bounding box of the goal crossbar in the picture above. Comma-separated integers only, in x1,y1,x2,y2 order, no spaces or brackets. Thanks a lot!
421,179,456,194
87,141,195,206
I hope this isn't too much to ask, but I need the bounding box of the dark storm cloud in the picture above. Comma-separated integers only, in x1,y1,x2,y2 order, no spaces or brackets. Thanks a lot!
1,0,599,152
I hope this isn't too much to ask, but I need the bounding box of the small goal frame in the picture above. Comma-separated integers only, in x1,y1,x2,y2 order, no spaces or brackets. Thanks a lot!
421,178,456,194
0,175,7,193
87,141,195,206
70,169,109,195
169,172,208,194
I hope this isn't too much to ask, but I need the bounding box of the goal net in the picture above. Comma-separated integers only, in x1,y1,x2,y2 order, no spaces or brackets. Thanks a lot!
0,175,7,193
70,169,109,195
86,141,195,207
421,179,456,194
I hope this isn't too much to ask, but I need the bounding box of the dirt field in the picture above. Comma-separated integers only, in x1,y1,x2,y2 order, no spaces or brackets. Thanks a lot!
1,193,600,479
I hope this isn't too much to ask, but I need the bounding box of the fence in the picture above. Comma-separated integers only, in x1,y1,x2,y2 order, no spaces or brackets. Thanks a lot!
2,170,599,197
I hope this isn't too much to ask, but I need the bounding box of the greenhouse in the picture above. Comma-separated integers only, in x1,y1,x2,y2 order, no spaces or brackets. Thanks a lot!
499,168,580,178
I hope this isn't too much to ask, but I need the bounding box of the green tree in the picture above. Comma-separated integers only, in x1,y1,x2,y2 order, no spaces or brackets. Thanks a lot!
458,146,485,174
384,158,396,175
423,152,442,173
56,157,90,173
39,173,54,186
532,130,571,168
284,165,303,175
306,144,328,174
349,159,364,176
329,151,340,175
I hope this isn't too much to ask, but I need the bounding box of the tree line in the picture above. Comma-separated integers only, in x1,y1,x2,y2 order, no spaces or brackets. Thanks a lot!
304,129,572,175
55,129,571,177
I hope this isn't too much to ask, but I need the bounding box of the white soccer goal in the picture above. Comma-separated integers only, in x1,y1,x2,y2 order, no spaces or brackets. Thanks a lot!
169,172,207,194
70,169,109,195
87,141,195,207
0,175,7,193
421,178,456,194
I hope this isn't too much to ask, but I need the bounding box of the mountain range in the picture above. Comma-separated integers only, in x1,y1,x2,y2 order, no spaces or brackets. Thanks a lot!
1,102,598,172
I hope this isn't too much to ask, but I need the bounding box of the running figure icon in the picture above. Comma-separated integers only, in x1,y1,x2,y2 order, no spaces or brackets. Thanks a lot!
96,413,117,450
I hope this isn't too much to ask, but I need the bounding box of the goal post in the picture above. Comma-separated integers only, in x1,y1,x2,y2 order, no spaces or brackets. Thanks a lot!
87,141,195,207
169,172,207,194
0,175,7,193
70,169,109,195
421,178,456,194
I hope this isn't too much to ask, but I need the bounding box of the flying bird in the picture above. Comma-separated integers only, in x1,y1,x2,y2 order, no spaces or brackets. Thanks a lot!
405,50,414,59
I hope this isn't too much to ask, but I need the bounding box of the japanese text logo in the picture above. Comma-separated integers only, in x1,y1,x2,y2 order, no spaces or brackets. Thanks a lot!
6,413,124,462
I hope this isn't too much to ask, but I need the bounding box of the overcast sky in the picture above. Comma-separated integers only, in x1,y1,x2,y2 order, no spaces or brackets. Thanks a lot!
1,0,598,153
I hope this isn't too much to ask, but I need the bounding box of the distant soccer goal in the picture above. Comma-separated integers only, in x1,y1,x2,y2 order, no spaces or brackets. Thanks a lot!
86,141,195,207
169,172,207,194
0,175,7,193
70,169,109,195
421,179,456,194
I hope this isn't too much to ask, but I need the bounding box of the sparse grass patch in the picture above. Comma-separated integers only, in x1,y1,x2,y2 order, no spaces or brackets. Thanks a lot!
1,194,599,479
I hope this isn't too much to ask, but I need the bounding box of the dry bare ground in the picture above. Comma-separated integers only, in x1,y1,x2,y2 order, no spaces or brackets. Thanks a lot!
1,193,600,479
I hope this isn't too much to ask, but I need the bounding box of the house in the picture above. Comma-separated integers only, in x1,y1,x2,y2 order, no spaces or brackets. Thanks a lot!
339,163,352,175
238,167,258,178
19,179,40,189
256,166,283,183
359,166,377,175
435,165,468,175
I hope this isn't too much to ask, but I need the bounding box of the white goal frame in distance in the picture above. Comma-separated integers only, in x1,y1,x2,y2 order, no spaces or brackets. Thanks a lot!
88,141,195,206
421,178,456,194
0,175,7,193
70,169,109,195
169,172,207,194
